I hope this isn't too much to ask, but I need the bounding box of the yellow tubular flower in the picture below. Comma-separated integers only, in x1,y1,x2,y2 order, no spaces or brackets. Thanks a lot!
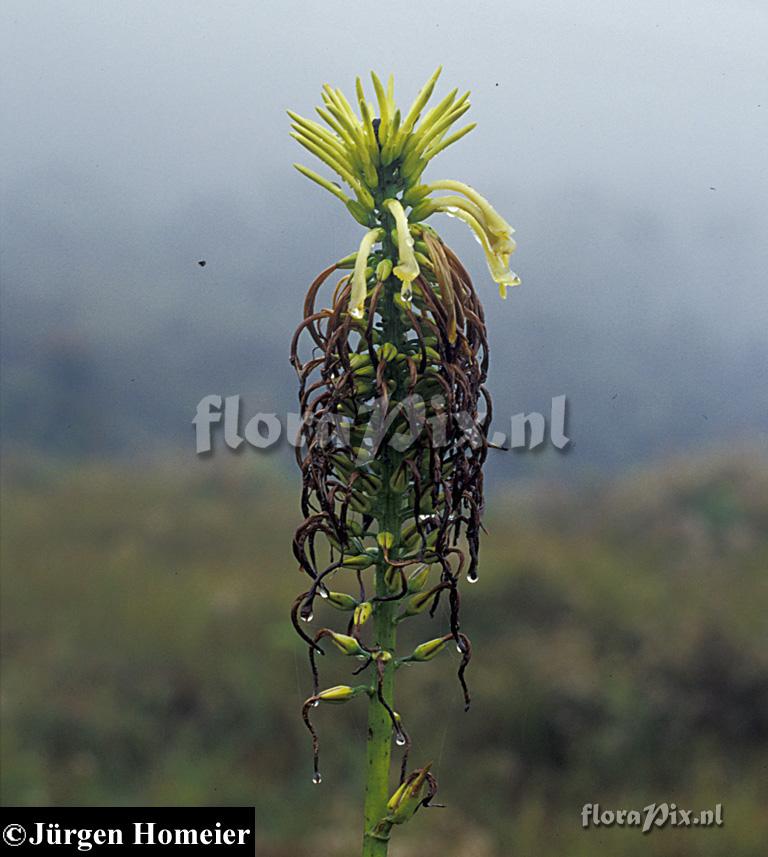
396,66,443,150
422,194,485,226
369,72,390,145
434,203,520,298
384,199,420,301
409,101,471,164
421,121,477,162
350,228,384,319
292,163,350,204
406,88,458,153
428,179,514,246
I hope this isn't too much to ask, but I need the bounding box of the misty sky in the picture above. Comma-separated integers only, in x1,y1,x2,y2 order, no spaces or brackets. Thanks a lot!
1,1,766,472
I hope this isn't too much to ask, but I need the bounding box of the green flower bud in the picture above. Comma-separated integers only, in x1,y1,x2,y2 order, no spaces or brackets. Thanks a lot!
357,471,382,492
403,184,431,206
326,591,358,611
399,589,436,620
355,378,375,399
346,519,364,536
376,531,394,550
378,342,398,362
349,352,372,370
397,584,442,622
327,632,366,657
317,684,365,703
384,565,401,591
403,526,439,550
410,636,450,662
407,564,430,592
349,494,373,514
330,453,355,475
335,252,358,269
389,465,409,492
402,529,421,550
346,199,375,226
386,764,432,824
376,258,393,282
411,196,439,220
353,601,373,626
326,533,344,551
343,554,375,569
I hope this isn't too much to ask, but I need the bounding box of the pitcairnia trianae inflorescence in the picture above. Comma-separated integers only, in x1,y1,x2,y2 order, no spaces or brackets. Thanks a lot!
288,68,520,856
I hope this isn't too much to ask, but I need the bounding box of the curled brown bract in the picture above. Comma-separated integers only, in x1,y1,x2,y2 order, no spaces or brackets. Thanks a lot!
291,232,492,782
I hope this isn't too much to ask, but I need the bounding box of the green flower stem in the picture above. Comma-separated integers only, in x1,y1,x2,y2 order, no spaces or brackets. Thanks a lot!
362,567,397,857
362,224,402,857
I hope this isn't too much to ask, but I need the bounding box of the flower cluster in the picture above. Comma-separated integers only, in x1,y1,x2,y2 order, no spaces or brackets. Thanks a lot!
290,68,520,307
289,70,518,853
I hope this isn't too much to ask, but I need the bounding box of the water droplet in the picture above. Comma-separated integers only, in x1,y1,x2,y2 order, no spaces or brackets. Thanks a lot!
312,772,323,785
456,643,465,654
312,700,320,708
300,610,314,623
466,572,479,584
395,732,407,747
318,586,329,599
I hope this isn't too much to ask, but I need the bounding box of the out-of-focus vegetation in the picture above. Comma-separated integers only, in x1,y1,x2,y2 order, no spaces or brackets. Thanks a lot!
1,450,767,856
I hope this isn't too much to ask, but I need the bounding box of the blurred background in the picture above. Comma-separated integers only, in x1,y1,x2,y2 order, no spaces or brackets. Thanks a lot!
1,2,766,855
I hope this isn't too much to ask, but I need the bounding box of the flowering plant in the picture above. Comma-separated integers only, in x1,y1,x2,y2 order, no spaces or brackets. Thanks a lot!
289,68,520,856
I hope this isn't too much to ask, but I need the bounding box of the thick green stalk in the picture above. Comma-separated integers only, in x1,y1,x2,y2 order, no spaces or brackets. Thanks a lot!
362,220,401,857
361,566,397,856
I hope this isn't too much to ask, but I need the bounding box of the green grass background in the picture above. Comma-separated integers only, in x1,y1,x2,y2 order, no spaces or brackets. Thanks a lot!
1,450,766,856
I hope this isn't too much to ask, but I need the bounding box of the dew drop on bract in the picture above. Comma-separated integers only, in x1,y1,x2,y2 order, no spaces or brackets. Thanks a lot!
312,772,323,785
312,700,320,708
466,572,478,584
395,732,407,747
301,611,314,623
